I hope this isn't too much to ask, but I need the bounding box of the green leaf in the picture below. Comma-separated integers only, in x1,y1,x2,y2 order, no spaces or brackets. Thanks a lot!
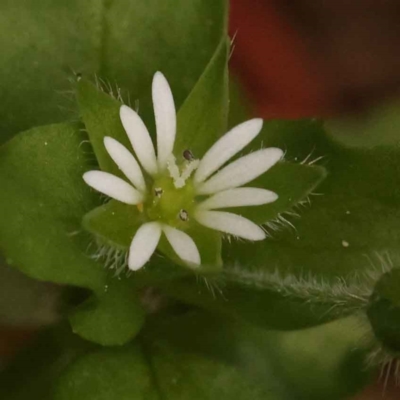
263,123,400,278
145,344,282,399
191,101,400,329
0,123,104,288
154,114,400,330
69,277,145,346
100,0,228,127
265,318,371,399
55,315,286,400
142,311,370,400
326,100,400,148
0,0,98,145
0,315,371,400
157,270,355,331
0,123,144,345
225,104,400,282
83,200,144,250
54,345,159,400
174,37,229,158
0,0,227,144
77,80,130,178
1,312,371,400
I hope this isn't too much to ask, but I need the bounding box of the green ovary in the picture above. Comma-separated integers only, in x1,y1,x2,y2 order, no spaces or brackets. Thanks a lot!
144,175,197,227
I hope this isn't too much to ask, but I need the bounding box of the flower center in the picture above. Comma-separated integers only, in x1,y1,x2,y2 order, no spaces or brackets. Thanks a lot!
144,152,198,227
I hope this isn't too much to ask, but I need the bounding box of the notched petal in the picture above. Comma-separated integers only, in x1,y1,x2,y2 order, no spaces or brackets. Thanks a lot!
128,222,162,270
83,171,144,205
196,148,283,195
197,187,278,210
194,118,263,184
152,72,177,170
104,137,146,192
163,225,201,267
194,210,266,241
119,105,158,176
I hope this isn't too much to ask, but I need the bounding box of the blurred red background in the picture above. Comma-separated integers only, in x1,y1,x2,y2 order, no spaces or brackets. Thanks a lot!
230,0,400,119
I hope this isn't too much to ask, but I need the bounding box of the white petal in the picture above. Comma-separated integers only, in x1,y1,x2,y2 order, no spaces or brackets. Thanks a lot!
197,188,278,210
128,222,162,270
152,72,176,170
163,225,201,267
120,105,158,176
104,137,146,192
195,210,266,241
194,119,263,184
196,148,283,195
83,171,143,205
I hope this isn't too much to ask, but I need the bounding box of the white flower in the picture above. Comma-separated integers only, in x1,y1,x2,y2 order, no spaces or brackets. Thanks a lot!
83,72,283,271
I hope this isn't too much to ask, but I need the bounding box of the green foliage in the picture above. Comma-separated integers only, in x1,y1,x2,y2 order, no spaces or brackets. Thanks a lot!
0,324,96,400
0,0,226,145
4,0,400,397
0,123,104,288
69,277,145,346
326,100,400,148
77,80,131,178
54,345,158,400
0,313,368,400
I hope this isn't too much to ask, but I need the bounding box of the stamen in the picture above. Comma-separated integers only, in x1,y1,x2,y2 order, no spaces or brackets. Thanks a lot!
183,149,194,161
154,187,163,197
166,153,198,189
179,209,189,221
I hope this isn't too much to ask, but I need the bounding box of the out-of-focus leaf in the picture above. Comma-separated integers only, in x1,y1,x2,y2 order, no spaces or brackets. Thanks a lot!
0,0,227,144
77,80,130,178
0,312,371,400
326,100,400,148
0,324,96,400
69,277,145,346
54,345,159,400
0,259,61,327
142,311,370,400
367,268,400,352
55,314,286,400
